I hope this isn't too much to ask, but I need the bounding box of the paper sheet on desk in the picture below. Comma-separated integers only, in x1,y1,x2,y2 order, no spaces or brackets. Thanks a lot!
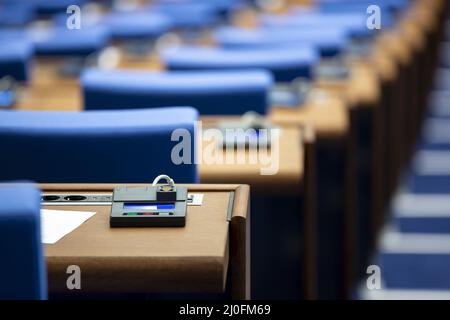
41,209,96,244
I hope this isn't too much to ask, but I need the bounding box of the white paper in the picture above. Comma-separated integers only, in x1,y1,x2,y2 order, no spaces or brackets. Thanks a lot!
188,193,204,206
41,209,96,244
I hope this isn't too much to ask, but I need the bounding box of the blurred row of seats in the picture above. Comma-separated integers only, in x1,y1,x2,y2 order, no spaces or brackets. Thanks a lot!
359,23,450,299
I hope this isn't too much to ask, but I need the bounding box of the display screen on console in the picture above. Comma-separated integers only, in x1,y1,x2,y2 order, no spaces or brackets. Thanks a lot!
123,203,176,210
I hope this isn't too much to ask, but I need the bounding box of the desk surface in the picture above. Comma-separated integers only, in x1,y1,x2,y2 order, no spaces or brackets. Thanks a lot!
198,124,304,195
41,183,249,295
271,95,348,139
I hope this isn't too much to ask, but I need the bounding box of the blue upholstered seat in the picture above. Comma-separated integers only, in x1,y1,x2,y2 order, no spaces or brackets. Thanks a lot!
407,174,450,194
393,194,450,234
152,0,240,13
103,12,172,40
30,27,109,57
0,3,35,26
420,118,450,148
407,149,450,194
377,252,450,290
260,11,392,39
82,69,272,115
368,229,450,292
316,0,409,13
214,27,348,57
396,216,450,234
0,108,198,183
1,27,107,59
146,2,219,28
434,69,450,91
0,40,32,81
21,0,87,16
0,183,47,300
428,91,450,118
161,46,319,82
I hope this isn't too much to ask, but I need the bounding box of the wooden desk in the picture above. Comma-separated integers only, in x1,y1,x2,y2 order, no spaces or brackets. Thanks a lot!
270,92,356,299
41,183,250,300
196,121,316,300
276,63,382,296
199,124,305,196
271,94,348,138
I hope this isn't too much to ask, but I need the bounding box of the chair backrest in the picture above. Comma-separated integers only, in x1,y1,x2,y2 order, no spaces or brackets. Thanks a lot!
146,2,220,28
0,39,32,82
0,182,47,300
259,11,393,38
0,3,35,27
33,0,87,15
0,107,199,183
214,26,348,57
102,12,172,40
316,0,409,13
31,27,109,57
161,46,319,82
82,69,273,115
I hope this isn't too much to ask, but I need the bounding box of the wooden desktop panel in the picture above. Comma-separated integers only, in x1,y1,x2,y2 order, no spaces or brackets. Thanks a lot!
41,183,250,300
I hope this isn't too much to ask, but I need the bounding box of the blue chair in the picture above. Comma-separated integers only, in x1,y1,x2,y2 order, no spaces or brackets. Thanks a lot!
15,0,87,16
259,11,392,39
146,2,220,28
82,69,273,115
428,91,450,118
393,193,450,234
0,108,198,183
214,26,348,57
434,69,450,91
0,3,35,26
406,148,450,194
373,229,450,291
358,228,450,299
161,46,319,82
0,182,47,300
0,40,32,82
378,253,450,290
102,12,172,40
152,0,241,14
406,121,450,193
316,0,409,14
30,27,109,57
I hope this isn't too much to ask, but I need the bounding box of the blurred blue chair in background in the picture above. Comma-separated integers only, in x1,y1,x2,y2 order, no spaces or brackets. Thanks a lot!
214,26,348,57
82,68,273,115
161,46,319,82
